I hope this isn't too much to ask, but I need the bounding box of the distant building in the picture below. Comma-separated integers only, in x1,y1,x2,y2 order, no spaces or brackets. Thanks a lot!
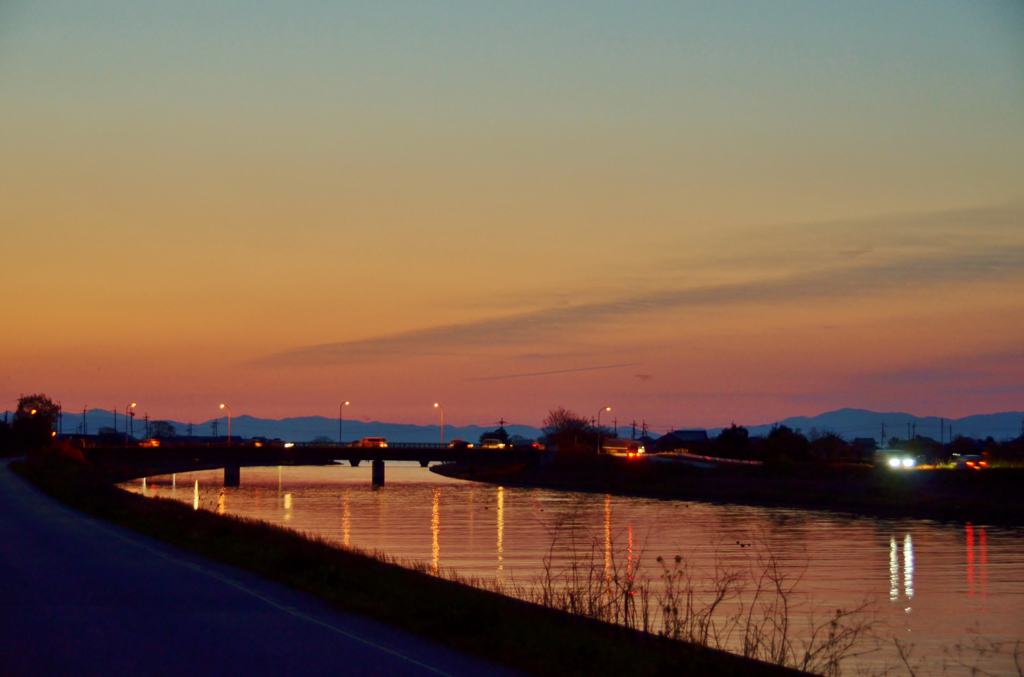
657,429,709,452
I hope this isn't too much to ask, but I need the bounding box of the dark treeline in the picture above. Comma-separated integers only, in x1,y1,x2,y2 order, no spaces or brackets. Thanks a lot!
539,407,1024,467
687,423,1024,466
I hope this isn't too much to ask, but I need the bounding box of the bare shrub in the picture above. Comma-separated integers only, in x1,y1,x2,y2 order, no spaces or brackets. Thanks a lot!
656,542,880,676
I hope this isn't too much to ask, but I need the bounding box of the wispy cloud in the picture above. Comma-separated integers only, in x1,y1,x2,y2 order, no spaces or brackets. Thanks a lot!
261,204,1024,366
466,362,639,382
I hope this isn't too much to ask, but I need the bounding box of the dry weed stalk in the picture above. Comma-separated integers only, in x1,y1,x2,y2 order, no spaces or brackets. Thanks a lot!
657,541,880,677
523,506,882,677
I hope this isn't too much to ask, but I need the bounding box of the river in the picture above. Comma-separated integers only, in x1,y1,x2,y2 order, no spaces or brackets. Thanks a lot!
123,463,1024,676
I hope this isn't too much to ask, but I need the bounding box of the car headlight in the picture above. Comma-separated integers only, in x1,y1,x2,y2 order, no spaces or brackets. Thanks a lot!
901,458,915,468
888,458,901,468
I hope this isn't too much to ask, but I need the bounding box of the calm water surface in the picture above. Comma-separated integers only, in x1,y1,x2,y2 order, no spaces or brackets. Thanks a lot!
124,464,1024,675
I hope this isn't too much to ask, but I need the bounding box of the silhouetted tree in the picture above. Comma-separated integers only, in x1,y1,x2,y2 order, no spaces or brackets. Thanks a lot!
149,421,177,439
13,394,59,451
809,432,848,462
760,424,810,465
541,407,594,453
715,424,751,460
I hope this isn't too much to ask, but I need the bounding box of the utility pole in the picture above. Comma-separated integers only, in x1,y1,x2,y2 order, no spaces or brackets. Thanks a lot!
187,422,193,439
631,420,637,440
613,417,617,437
641,420,648,437
144,413,150,438
83,406,88,435
211,420,219,438
881,422,886,446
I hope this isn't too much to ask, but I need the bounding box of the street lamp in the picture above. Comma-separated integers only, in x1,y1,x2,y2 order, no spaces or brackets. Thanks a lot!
434,403,444,445
339,401,350,445
220,403,232,445
125,403,136,445
596,406,611,454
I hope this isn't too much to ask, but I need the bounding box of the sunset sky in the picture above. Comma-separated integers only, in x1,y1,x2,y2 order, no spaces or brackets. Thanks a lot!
2,1,1023,431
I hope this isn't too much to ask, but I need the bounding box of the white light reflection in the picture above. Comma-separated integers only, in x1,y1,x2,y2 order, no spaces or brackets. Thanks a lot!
889,534,915,606
904,534,914,601
889,536,899,602
284,492,292,520
141,478,147,497
193,480,199,510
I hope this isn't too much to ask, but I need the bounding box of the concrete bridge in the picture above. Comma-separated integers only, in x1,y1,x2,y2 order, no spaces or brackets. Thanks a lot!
81,443,543,487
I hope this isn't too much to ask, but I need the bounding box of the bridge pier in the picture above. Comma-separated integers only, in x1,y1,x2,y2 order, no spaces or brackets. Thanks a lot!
224,460,240,487
418,459,430,468
349,459,362,467
371,459,385,486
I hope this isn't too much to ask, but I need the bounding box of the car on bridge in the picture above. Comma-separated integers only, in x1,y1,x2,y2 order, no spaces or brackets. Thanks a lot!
357,437,388,448
480,438,506,449
448,439,473,448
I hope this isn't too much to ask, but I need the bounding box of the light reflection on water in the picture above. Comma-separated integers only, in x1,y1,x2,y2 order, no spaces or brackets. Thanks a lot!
124,463,1024,674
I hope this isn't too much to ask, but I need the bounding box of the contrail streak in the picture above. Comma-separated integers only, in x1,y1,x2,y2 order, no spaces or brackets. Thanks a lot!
467,363,639,382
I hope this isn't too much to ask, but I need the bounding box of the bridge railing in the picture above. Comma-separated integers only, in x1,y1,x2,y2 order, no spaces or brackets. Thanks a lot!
294,441,451,450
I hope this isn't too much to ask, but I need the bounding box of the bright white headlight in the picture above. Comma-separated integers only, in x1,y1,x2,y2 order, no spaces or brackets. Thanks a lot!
902,458,915,468
888,458,901,468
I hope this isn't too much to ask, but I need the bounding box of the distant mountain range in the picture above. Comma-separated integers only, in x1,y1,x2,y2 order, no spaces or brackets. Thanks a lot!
16,409,544,445
6,407,1023,444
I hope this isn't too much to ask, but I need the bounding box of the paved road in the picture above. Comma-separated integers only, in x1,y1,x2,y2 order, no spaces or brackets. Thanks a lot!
0,461,525,676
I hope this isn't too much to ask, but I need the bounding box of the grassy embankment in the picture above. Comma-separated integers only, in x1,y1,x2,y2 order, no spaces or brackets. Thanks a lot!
435,455,1024,525
11,452,800,677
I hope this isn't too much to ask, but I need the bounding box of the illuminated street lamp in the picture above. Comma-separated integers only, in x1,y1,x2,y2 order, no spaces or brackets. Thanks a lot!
596,406,611,454
124,403,136,444
339,401,350,445
434,403,445,445
219,403,232,445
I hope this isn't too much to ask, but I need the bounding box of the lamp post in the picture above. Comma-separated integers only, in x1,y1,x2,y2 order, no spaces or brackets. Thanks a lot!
596,406,611,454
124,403,136,444
339,401,350,445
220,403,232,445
434,403,445,445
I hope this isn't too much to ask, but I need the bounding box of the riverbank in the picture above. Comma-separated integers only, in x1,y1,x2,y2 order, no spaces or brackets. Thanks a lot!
432,455,1024,526
11,451,800,677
